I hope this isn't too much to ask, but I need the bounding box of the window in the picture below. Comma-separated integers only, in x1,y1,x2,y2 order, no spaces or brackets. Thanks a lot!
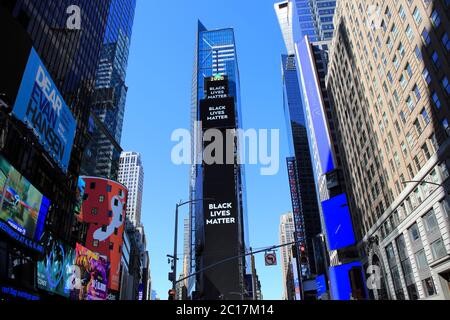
422,67,431,84
399,6,406,21
421,28,431,45
432,51,441,69
101,225,107,232
91,208,98,215
90,182,96,190
406,96,414,111
431,92,441,109
422,277,437,297
443,118,450,136
413,85,421,101
430,9,441,28
92,240,99,248
409,223,421,243
421,108,430,125
414,45,422,60
107,185,112,192
393,55,399,69
400,74,407,88
442,76,450,95
415,249,428,270
414,119,422,135
422,143,431,160
413,7,422,25
114,228,118,236
109,242,114,250
442,33,450,51
423,209,439,233
99,195,105,203
431,238,447,260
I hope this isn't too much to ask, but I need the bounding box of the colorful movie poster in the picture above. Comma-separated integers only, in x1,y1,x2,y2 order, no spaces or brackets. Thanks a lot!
0,154,50,241
72,244,108,301
37,232,76,297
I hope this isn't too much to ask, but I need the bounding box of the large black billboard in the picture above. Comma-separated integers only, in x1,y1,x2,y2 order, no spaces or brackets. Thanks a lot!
199,75,242,300
204,75,229,99
200,97,236,130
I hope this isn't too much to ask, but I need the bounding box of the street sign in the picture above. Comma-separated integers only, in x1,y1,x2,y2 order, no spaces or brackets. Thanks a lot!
265,252,277,266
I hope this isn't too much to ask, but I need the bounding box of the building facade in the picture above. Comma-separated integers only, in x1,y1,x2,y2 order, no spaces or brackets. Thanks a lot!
275,0,338,290
0,0,111,299
327,0,450,300
118,151,144,227
81,0,136,180
279,212,295,299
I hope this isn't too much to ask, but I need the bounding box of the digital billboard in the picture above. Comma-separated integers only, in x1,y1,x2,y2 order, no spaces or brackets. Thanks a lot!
296,37,336,174
0,154,50,242
321,193,356,251
204,75,229,99
200,75,242,300
71,243,108,301
12,48,76,173
37,232,76,297
200,97,236,130
79,177,127,292
74,177,86,215
329,261,364,300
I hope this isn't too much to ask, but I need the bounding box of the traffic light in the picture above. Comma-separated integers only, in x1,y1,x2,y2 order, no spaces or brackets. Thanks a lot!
168,289,176,301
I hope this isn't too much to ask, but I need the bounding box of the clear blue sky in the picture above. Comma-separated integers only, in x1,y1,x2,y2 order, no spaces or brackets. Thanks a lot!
121,0,293,300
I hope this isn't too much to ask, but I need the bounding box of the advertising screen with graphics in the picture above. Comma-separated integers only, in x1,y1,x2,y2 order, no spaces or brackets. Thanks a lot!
12,48,76,173
321,193,356,251
200,97,236,129
204,75,229,99
0,154,50,241
80,177,127,292
72,244,108,301
74,177,86,215
37,232,76,297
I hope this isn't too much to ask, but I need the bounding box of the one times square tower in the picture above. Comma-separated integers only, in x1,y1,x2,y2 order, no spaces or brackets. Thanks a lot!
189,22,250,300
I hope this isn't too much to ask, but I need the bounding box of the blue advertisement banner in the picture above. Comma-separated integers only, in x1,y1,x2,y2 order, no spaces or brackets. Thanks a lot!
12,48,76,173
329,262,363,300
296,37,335,174
321,193,356,251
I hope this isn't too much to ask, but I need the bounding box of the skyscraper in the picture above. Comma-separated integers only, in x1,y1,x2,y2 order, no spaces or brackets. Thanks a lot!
118,151,144,227
81,0,136,180
327,0,450,300
189,21,250,300
276,0,337,284
279,212,295,299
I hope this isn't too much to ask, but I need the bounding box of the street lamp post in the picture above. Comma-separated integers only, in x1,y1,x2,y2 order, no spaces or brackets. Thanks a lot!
169,198,213,298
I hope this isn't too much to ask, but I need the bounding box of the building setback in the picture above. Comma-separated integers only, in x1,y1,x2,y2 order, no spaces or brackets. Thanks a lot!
327,0,450,300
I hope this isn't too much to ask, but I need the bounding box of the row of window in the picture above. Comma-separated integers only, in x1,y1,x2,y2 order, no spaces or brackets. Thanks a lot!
384,200,449,299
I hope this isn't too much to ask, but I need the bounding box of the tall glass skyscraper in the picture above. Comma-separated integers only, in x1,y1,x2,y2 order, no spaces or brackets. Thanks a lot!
81,0,136,180
189,21,250,300
0,0,112,298
276,0,337,298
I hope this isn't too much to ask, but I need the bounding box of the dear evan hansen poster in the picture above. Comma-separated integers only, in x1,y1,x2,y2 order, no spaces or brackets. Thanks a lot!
12,48,76,173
